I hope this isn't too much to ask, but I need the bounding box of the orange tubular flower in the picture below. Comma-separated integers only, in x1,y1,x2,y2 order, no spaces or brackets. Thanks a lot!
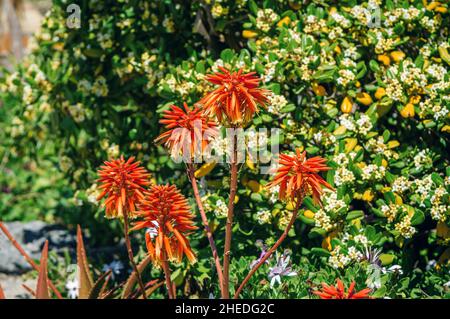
97,156,151,219
313,280,371,299
267,149,333,206
155,102,217,159
132,184,197,265
197,66,269,126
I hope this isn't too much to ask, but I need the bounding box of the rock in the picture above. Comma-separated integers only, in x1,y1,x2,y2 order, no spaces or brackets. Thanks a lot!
0,221,76,274
0,273,35,299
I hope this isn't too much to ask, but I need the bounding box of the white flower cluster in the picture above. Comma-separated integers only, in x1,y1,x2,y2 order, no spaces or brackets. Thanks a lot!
314,209,336,232
337,69,355,87
67,103,86,123
361,164,386,181
366,136,397,160
329,246,351,269
380,204,418,238
214,199,228,218
315,191,347,231
246,130,268,151
267,92,288,114
355,114,373,135
323,191,346,213
86,183,100,204
384,77,403,101
331,12,351,28
211,3,229,18
412,175,434,206
256,209,271,225
430,186,449,222
392,176,411,193
22,84,34,104
339,114,373,135
334,167,356,186
353,234,369,246
380,203,403,223
205,134,228,161
333,153,349,166
256,9,279,32
268,184,280,204
394,215,416,239
384,7,421,27
261,61,277,83
160,74,195,98
426,64,447,82
344,47,358,59
413,149,432,169
202,194,228,218
277,210,291,229
303,15,326,33
348,246,364,261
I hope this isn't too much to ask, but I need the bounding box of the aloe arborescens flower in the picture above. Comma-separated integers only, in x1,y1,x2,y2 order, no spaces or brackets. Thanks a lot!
198,66,269,126
96,155,151,298
132,184,197,299
132,184,197,265
267,149,333,205
154,102,225,296
313,279,371,299
197,67,269,298
97,156,151,219
155,102,218,160
234,150,332,299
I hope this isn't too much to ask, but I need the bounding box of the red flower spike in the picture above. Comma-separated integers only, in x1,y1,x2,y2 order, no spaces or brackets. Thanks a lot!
197,66,269,126
313,280,371,299
267,149,333,206
97,156,151,219
155,102,218,159
131,184,197,265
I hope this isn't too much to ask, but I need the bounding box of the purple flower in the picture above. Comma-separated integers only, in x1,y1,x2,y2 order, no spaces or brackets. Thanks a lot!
268,250,297,287
363,246,382,267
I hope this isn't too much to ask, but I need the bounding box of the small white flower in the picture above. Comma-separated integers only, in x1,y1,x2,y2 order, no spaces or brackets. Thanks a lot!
66,279,79,299
383,264,403,275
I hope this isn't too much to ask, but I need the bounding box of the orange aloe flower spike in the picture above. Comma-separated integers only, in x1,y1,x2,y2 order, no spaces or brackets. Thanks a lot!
197,66,269,126
267,149,333,206
314,280,371,299
155,102,218,159
97,156,151,219
132,184,198,265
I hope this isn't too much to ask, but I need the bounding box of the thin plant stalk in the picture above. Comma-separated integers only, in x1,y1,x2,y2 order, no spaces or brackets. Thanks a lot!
0,222,63,299
233,200,301,299
122,210,147,299
187,163,225,298
222,133,238,298
161,253,175,299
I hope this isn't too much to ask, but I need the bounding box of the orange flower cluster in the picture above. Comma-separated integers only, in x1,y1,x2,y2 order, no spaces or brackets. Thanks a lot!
267,149,333,205
131,184,197,265
97,156,151,219
198,66,269,125
155,102,218,159
313,280,371,299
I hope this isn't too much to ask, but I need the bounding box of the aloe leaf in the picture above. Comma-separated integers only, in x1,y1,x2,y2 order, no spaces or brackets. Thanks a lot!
36,241,50,299
77,225,93,299
122,254,152,299
0,284,5,299
88,270,112,299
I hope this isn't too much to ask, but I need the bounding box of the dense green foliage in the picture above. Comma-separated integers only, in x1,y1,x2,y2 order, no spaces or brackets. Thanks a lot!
0,0,449,298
